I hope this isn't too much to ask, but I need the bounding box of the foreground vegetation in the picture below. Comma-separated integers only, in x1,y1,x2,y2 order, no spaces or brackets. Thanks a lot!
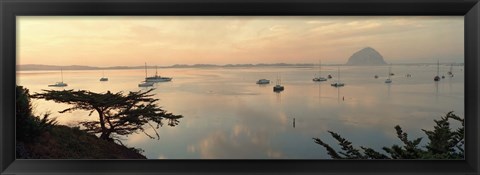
31,89,182,142
17,125,146,159
313,112,464,159
17,86,182,159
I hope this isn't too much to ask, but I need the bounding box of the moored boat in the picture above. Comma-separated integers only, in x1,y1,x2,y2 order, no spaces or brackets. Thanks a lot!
385,64,392,84
48,69,68,87
312,60,327,82
331,66,345,87
273,75,284,92
256,79,270,84
100,70,109,81
145,65,172,82
138,63,154,87
434,60,440,82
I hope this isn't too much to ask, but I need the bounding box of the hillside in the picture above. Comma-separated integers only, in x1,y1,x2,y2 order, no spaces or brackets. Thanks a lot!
17,125,147,159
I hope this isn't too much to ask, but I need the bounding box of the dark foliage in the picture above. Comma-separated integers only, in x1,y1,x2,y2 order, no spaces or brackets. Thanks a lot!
16,86,57,143
313,112,464,159
31,89,182,142
19,125,147,159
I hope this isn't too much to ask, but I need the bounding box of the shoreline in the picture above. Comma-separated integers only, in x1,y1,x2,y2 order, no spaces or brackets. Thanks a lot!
17,63,465,71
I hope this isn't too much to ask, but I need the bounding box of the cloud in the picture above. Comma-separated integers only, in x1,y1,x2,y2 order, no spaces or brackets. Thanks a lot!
18,16,463,66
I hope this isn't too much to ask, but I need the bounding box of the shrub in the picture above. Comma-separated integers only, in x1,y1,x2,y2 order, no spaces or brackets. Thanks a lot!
313,111,464,159
16,86,57,143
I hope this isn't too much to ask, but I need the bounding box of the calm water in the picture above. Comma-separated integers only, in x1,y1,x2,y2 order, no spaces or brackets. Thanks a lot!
17,65,464,159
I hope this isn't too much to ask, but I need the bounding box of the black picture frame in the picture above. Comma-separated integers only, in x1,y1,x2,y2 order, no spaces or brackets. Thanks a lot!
1,0,479,174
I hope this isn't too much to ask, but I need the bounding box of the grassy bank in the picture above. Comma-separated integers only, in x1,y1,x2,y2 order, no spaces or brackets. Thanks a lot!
17,125,146,159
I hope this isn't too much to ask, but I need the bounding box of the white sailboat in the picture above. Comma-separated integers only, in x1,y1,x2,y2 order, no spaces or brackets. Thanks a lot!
99,70,108,81
385,64,392,84
145,65,172,82
48,68,68,87
312,60,327,82
434,60,440,82
331,66,345,87
138,63,154,87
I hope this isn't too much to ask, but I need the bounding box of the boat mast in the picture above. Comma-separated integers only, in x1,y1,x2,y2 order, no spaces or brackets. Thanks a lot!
155,65,158,77
276,74,280,85
61,68,64,83
337,66,340,82
144,62,147,78
318,60,321,77
437,60,440,76
388,64,391,79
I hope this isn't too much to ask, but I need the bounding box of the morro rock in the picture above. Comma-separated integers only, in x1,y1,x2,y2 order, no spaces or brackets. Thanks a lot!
346,47,387,65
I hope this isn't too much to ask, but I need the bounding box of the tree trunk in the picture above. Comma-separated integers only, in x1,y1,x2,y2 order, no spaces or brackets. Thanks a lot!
97,109,109,140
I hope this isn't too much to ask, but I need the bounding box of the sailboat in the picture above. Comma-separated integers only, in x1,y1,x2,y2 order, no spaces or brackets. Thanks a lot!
273,74,284,92
434,60,440,82
312,60,327,82
448,64,454,77
145,65,172,82
99,70,108,81
385,64,392,83
138,63,154,87
331,66,345,87
48,68,68,87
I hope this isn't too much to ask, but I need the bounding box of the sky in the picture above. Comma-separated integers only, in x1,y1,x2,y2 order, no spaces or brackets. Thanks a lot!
17,16,464,67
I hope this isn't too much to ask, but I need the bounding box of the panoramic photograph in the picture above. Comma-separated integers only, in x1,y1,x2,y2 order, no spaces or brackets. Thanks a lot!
16,16,464,159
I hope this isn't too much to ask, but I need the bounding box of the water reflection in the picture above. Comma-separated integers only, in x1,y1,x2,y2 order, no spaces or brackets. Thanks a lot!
317,83,322,104
448,76,453,95
16,65,464,159
386,83,391,99
275,91,282,103
336,86,342,103
292,118,296,128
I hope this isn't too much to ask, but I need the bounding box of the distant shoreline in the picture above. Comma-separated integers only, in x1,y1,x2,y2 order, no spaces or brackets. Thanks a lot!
17,63,465,71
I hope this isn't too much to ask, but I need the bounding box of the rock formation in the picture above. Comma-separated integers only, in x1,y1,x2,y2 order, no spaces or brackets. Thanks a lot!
346,47,387,65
